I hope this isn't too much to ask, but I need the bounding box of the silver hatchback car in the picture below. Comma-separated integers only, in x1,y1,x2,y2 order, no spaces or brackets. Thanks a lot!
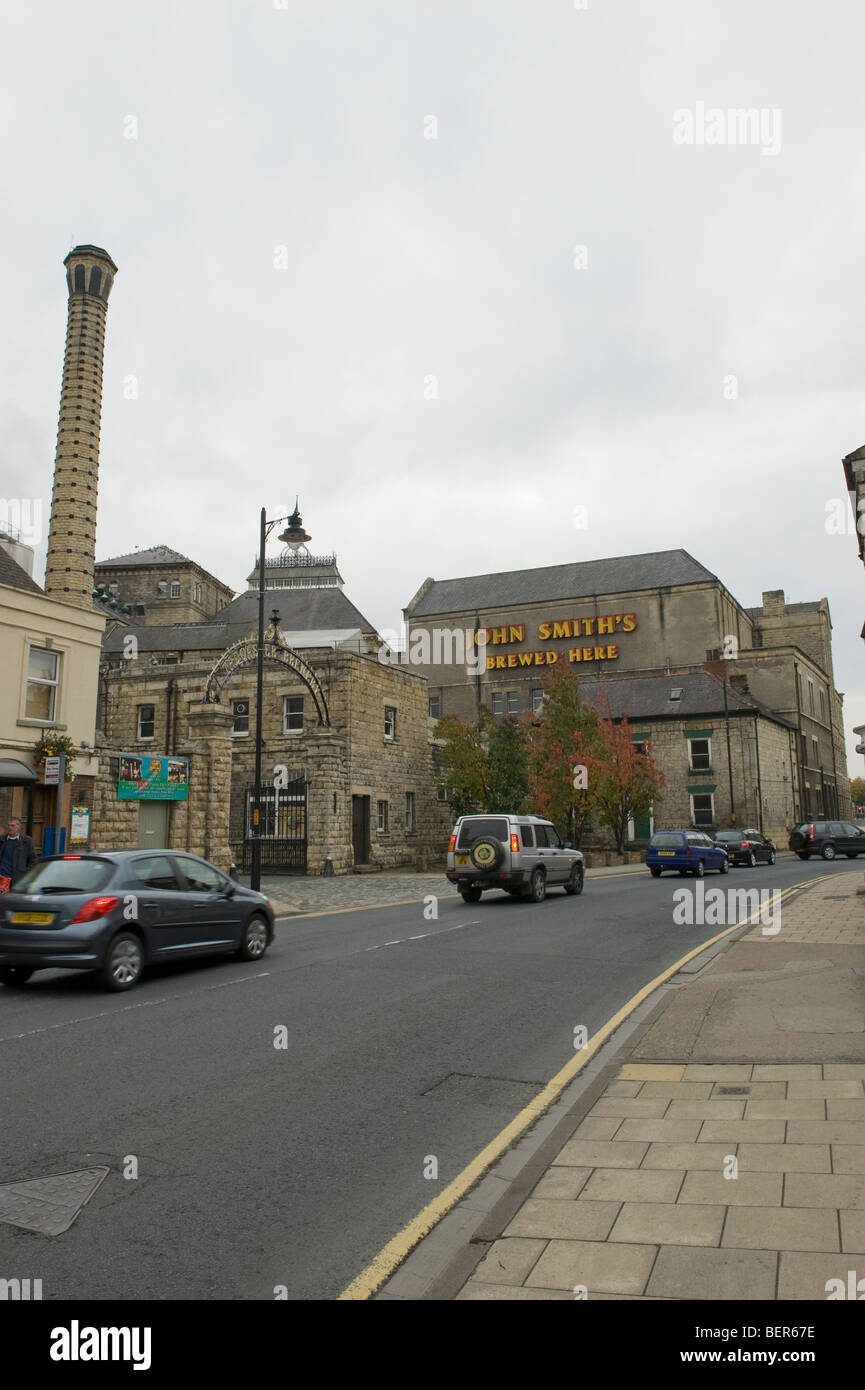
446,814,584,903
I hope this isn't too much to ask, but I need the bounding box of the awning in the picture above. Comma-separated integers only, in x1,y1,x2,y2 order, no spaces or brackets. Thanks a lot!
0,759,39,786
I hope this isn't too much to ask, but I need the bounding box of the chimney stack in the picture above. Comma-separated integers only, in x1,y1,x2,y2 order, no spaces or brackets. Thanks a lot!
44,245,117,607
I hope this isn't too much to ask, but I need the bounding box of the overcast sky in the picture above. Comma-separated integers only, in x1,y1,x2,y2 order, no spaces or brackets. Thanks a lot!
3,0,865,767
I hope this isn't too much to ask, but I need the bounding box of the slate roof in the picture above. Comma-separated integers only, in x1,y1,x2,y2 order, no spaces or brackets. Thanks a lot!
0,548,44,595
96,545,190,568
408,550,719,617
102,585,378,654
577,671,795,728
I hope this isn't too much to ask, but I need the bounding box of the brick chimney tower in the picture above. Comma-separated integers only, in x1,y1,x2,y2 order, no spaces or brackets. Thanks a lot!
44,245,117,607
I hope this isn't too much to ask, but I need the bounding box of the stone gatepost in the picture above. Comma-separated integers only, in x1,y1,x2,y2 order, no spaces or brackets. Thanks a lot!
176,702,235,872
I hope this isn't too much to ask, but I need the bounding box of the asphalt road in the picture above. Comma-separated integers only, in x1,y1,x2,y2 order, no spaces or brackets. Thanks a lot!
0,855,858,1300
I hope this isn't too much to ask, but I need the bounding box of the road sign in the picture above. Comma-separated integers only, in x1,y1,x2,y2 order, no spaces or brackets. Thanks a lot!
43,757,62,785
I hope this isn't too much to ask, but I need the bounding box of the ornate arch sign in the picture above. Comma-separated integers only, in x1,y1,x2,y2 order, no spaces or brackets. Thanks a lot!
204,624,330,726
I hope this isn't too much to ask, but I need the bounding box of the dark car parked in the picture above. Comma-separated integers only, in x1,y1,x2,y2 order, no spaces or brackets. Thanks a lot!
714,829,776,867
0,850,275,991
645,830,729,878
788,820,865,861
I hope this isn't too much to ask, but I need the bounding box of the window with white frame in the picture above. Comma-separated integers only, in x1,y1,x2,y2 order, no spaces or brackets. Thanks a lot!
377,799,389,832
405,791,414,831
428,696,441,719
688,737,711,772
384,706,396,740
690,792,714,827
231,699,249,735
436,784,448,802
25,647,60,721
491,692,503,717
170,581,181,599
284,696,303,733
531,688,544,715
193,581,203,603
506,691,518,716
138,704,155,739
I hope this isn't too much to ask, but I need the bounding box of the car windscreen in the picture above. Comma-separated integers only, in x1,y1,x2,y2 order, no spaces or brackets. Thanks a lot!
457,818,509,848
11,857,115,894
649,833,683,847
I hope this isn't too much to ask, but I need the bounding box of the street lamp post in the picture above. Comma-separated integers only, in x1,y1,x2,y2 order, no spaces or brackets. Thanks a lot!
250,503,311,893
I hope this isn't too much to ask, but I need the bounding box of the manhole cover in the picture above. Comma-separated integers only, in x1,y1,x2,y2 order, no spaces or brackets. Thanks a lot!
0,1167,109,1236
717,1086,751,1095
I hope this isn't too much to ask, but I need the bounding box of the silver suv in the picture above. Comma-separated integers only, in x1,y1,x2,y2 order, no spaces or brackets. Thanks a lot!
446,814,585,903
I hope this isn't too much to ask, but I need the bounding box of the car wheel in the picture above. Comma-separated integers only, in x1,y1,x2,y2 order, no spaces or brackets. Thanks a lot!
650,866,662,878
528,868,546,902
237,913,270,961
719,858,729,874
694,860,705,878
101,932,144,992
0,966,34,987
822,843,837,861
564,864,584,895
469,837,503,872
768,850,776,865
747,851,757,868
459,885,482,903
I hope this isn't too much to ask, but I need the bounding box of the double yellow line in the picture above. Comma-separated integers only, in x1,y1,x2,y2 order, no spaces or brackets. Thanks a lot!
339,872,834,1299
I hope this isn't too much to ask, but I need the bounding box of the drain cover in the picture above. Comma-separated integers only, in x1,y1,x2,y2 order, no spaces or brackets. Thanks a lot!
717,1086,751,1095
0,1167,109,1236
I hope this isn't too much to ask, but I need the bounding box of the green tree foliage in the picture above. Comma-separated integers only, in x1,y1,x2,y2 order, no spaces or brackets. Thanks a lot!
435,712,529,816
486,716,530,813
850,777,865,812
434,715,488,819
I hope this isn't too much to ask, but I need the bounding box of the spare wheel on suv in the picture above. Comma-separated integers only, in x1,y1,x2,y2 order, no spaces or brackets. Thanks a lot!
469,836,504,871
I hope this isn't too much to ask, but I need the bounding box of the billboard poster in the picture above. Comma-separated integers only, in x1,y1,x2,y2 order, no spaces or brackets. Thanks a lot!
118,754,189,801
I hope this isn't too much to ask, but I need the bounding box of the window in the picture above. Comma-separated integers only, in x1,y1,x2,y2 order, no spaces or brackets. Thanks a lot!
405,792,414,831
520,824,535,848
808,679,815,714
170,581,181,599
384,706,396,740
812,737,819,766
193,582,202,604
690,793,714,827
232,699,249,735
25,647,59,721
506,691,518,716
532,688,544,715
436,784,448,802
428,696,441,719
491,692,503,718
377,800,389,832
688,737,711,772
801,733,809,767
819,688,825,721
129,856,178,891
138,704,155,739
175,856,227,893
284,696,303,732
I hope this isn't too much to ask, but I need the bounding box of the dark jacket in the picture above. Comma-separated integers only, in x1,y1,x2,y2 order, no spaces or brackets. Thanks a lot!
0,833,37,882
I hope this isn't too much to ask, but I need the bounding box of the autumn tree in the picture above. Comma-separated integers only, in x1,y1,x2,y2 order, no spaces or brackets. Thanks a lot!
591,712,665,852
524,663,602,845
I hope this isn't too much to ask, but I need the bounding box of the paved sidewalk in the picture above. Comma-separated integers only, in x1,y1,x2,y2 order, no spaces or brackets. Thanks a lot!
378,868,865,1301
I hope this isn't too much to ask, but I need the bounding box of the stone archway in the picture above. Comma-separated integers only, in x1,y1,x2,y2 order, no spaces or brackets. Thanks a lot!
203,621,330,726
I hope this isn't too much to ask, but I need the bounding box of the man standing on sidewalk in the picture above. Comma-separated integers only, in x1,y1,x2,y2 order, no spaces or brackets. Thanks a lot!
0,818,37,893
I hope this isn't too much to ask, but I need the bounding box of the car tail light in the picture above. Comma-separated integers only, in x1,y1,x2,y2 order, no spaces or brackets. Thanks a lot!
448,834,456,852
70,896,120,924
807,825,814,840
510,834,520,853
740,840,749,848
62,854,82,860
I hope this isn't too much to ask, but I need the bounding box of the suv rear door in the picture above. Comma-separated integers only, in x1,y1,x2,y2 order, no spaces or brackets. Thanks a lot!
536,824,567,881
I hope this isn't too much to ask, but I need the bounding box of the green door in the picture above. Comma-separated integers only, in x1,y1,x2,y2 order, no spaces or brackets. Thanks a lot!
633,812,652,840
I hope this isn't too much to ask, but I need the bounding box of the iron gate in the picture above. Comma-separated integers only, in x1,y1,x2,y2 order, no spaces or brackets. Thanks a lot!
242,778,308,873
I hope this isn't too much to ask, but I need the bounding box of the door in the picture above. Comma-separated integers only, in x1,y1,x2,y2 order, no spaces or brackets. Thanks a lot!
171,854,239,952
138,800,170,850
122,854,188,956
352,796,370,865
536,824,566,882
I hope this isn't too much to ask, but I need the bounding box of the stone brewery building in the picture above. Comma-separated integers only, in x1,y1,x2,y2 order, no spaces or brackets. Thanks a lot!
93,514,452,874
404,551,851,843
